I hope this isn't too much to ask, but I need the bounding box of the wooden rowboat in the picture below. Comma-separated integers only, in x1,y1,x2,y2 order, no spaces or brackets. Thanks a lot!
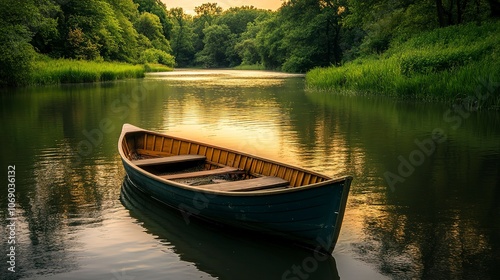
118,124,352,254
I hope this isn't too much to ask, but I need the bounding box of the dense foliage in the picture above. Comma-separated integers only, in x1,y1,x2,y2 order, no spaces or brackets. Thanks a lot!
0,0,499,86
0,0,175,86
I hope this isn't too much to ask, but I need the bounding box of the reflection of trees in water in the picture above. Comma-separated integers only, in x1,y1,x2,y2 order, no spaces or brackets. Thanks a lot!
354,204,497,279
5,142,123,278
303,93,500,278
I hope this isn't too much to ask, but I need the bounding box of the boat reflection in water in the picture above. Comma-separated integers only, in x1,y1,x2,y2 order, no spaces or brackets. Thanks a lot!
120,177,339,280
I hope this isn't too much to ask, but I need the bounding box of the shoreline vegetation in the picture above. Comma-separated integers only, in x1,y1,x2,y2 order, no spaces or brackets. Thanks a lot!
29,57,172,86
306,21,500,108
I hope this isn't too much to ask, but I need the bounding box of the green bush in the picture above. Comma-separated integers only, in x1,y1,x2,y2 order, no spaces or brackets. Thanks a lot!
139,48,175,67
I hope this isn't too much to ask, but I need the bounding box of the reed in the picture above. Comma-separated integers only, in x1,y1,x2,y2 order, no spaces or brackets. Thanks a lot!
306,21,500,105
30,58,154,85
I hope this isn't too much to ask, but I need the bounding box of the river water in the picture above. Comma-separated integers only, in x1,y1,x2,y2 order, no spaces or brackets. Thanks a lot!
0,69,499,279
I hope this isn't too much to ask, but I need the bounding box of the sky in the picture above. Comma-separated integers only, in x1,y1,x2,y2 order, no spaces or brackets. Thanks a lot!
161,0,282,15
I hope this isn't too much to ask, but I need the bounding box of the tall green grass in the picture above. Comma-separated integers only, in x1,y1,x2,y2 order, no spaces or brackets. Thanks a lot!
29,58,167,85
306,21,500,107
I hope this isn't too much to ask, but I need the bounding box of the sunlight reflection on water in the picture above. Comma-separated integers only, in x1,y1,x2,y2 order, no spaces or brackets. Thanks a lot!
147,69,304,87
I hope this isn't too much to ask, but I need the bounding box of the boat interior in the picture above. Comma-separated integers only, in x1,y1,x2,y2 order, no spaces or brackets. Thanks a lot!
122,131,331,192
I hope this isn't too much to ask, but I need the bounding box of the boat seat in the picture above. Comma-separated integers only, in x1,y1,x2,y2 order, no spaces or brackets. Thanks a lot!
132,155,206,167
202,176,289,192
161,166,242,180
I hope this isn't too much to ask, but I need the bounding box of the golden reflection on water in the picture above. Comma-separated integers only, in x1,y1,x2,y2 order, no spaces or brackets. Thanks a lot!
147,69,304,88
151,75,356,179
156,88,289,164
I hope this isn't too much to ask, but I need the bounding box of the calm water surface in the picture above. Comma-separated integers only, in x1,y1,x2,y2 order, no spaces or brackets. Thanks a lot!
0,69,499,279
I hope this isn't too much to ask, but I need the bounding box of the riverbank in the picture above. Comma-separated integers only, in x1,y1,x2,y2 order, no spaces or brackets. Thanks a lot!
29,57,172,86
306,21,500,108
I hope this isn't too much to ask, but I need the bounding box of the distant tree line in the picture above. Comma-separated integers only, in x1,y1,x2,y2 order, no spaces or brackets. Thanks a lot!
1,0,499,86
171,0,500,72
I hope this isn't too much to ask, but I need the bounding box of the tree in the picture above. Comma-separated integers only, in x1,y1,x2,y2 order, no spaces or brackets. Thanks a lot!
103,0,140,62
195,2,223,18
135,12,164,40
196,24,231,67
56,0,126,59
235,19,267,65
135,12,172,53
0,0,37,86
133,0,173,39
216,6,270,66
254,0,347,72
29,0,60,54
255,13,287,70
169,8,196,66
344,0,435,54
192,3,223,53
217,6,263,35
345,0,496,56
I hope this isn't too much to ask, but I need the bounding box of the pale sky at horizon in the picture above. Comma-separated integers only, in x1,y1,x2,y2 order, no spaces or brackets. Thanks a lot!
161,0,282,15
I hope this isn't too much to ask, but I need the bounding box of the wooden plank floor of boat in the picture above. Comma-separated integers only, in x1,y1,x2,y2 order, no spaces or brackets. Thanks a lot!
201,176,289,192
132,155,206,167
161,166,241,180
